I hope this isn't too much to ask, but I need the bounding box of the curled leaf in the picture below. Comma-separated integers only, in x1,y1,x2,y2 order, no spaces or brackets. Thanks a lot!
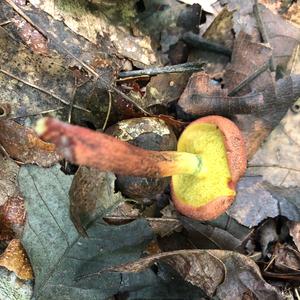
101,249,281,299
0,120,59,166
0,239,33,280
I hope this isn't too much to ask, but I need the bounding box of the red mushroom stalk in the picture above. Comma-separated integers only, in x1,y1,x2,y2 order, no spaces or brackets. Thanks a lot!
36,116,247,220
36,118,203,177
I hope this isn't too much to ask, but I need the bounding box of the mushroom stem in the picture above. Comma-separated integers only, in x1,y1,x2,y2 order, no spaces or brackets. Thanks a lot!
36,118,203,178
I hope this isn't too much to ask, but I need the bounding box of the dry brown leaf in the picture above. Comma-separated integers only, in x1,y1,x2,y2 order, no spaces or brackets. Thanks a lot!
69,168,128,236
260,4,300,70
97,249,281,299
29,0,158,66
105,250,225,297
273,244,300,272
223,32,273,95
0,156,19,206
260,0,300,28
0,239,33,280
0,195,26,240
12,15,48,55
288,221,300,251
0,120,60,166
178,71,264,117
249,109,300,187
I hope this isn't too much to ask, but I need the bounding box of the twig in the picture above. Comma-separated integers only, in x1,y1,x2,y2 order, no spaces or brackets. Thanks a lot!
102,89,112,131
4,0,99,79
118,61,205,78
264,254,276,272
253,0,275,71
0,68,90,112
0,20,11,26
228,61,270,96
67,79,78,124
8,107,65,120
183,32,232,56
109,84,151,116
0,144,10,159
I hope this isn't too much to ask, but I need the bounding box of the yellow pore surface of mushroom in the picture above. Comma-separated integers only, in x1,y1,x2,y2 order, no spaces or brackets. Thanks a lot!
172,123,235,206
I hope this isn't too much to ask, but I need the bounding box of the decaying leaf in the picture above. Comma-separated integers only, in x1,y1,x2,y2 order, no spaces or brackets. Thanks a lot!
0,195,26,240
178,71,264,117
249,108,300,187
102,249,281,299
259,3,300,71
69,167,127,236
144,73,190,108
0,239,33,281
223,31,273,95
0,3,119,128
273,244,300,273
188,8,233,74
19,165,165,299
223,31,300,157
105,249,225,297
180,216,243,251
288,221,300,251
0,156,19,206
0,120,59,166
0,268,32,300
229,176,300,227
12,15,48,55
28,0,158,67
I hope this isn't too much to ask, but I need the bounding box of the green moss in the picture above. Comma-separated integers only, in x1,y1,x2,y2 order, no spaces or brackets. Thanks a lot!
54,0,88,15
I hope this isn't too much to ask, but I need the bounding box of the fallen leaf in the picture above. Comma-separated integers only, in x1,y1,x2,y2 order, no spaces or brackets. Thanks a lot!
0,156,19,206
188,8,233,74
0,120,59,166
0,268,32,300
105,249,225,297
288,221,300,251
249,109,300,187
273,244,300,273
69,167,127,236
144,73,189,108
223,31,273,96
0,3,119,128
102,249,281,299
0,195,26,240
223,32,300,157
259,3,300,71
180,216,243,251
19,165,165,299
12,15,48,55
0,239,33,280
178,71,264,117
229,176,300,227
29,0,158,66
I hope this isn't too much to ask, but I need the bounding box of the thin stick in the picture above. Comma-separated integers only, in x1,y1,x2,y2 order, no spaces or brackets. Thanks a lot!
102,89,112,131
0,144,10,159
183,32,232,56
228,61,270,96
4,0,99,79
0,20,11,26
8,107,65,120
253,0,275,71
0,68,90,113
118,62,205,78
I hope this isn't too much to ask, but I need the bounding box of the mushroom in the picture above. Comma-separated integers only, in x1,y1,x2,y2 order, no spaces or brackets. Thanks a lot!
36,116,247,220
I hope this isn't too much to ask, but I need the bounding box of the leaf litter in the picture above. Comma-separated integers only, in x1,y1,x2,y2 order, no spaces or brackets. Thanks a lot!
1,0,300,299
